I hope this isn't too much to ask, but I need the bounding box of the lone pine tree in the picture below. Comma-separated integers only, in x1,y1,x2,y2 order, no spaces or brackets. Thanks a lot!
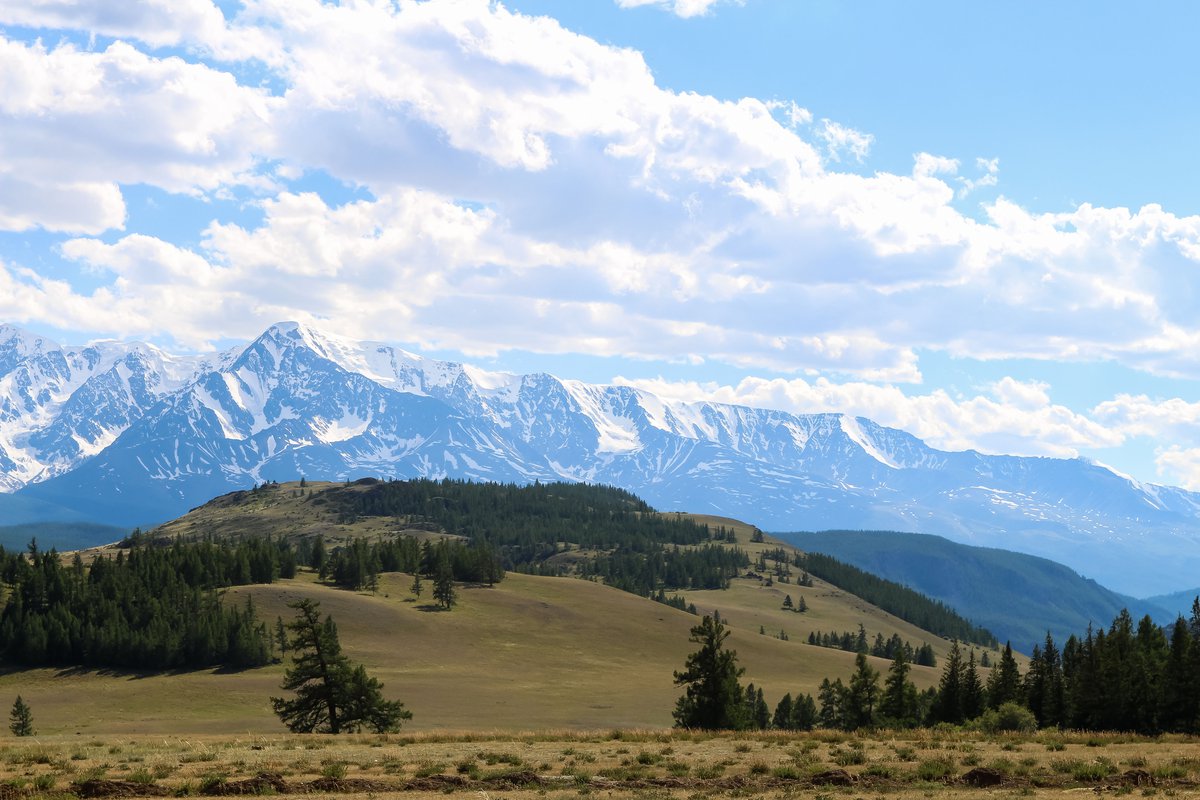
9,696,32,736
271,599,410,733
672,614,746,729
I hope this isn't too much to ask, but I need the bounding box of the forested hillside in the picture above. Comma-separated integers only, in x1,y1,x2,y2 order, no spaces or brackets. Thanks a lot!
785,530,1168,650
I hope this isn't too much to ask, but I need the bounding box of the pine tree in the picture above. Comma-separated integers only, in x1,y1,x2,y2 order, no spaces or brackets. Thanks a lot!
270,599,409,733
986,641,1023,709
410,571,423,600
791,692,818,730
844,651,880,729
672,615,746,729
930,640,964,724
772,693,794,730
8,696,32,736
432,556,456,610
879,646,919,727
961,650,985,720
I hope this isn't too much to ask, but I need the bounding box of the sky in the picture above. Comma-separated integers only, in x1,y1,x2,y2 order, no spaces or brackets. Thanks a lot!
2,0,1200,488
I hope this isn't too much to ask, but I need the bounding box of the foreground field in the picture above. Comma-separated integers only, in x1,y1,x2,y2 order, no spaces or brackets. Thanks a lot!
0,729,1199,800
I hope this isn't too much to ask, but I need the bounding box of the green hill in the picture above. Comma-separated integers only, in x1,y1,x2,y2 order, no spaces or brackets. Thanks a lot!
782,530,1172,652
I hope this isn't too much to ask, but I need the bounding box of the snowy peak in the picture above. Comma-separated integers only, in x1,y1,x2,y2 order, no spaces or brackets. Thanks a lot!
0,325,58,375
9,320,1200,596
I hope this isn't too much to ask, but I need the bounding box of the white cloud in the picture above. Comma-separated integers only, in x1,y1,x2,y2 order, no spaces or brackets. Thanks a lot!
0,0,276,62
958,156,999,198
614,374,1123,459
614,0,743,19
1156,446,1200,491
816,119,874,163
0,35,275,232
0,174,124,234
4,0,1200,386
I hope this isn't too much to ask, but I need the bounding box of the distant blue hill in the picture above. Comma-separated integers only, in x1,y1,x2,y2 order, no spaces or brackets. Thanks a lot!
780,530,1173,654
0,521,129,552
1144,588,1200,619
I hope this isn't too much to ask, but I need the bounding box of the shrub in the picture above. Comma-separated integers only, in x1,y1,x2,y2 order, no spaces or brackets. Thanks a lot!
915,757,955,781
977,703,1038,734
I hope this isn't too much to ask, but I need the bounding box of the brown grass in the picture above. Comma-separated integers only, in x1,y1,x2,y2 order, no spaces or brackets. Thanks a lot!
0,729,1196,800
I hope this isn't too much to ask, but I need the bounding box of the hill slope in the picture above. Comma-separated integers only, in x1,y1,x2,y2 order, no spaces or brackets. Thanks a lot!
783,530,1173,652
0,482,986,735
0,568,949,735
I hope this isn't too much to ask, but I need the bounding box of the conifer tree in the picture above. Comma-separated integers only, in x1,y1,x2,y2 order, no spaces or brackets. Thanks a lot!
961,650,985,720
410,571,423,600
8,696,32,736
772,693,793,730
930,640,964,724
271,599,409,733
986,642,1023,709
672,615,746,729
879,646,918,727
432,555,456,610
844,651,880,729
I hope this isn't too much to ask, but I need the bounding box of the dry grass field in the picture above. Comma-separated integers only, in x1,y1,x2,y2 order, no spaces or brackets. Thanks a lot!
0,728,1198,800
0,568,944,735
2,491,991,736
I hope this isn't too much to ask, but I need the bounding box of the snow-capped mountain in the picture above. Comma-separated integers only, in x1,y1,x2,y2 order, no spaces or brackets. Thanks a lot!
0,325,230,492
3,321,1199,596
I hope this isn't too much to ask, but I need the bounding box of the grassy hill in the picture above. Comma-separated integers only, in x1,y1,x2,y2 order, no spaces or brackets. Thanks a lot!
0,481,994,735
782,530,1172,652
0,568,949,735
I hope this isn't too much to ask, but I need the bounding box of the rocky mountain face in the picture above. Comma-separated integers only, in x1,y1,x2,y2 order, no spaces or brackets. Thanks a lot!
3,321,1198,596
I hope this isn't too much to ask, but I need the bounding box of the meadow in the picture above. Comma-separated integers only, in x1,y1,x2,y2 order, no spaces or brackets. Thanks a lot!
0,728,1198,799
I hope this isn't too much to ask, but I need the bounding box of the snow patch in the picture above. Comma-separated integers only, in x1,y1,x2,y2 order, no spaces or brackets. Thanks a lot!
839,415,899,469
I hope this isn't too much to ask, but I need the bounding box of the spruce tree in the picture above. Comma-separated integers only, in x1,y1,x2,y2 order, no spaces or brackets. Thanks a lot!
844,651,880,729
961,650,985,720
772,693,794,730
672,615,746,729
930,640,964,723
8,696,32,736
879,646,918,727
271,599,409,733
986,642,1023,709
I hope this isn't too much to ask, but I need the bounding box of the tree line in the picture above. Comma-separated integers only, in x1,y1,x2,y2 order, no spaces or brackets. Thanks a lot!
0,539,282,670
806,625,938,667
799,552,996,648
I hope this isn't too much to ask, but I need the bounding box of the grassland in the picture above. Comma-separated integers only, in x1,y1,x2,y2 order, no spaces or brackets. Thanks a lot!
0,567,947,735
5,491,994,736
0,728,1198,800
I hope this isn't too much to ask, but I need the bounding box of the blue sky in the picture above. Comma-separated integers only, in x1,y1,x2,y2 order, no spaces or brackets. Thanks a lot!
2,0,1200,488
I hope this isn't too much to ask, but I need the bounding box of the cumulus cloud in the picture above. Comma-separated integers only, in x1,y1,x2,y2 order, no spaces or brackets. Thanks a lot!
4,0,1200,389
614,0,744,18
1156,447,1200,491
0,35,275,232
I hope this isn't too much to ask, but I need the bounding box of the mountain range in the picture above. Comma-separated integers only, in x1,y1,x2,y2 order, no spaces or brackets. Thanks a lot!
2,320,1199,597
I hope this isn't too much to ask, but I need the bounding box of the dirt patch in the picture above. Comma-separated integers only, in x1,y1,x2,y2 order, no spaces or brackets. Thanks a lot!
401,776,469,791
1119,769,1155,786
203,773,290,795
300,777,392,793
72,780,169,798
961,767,1006,787
810,769,856,786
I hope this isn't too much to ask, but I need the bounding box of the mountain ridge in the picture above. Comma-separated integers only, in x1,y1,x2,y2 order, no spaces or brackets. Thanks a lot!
4,320,1200,597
